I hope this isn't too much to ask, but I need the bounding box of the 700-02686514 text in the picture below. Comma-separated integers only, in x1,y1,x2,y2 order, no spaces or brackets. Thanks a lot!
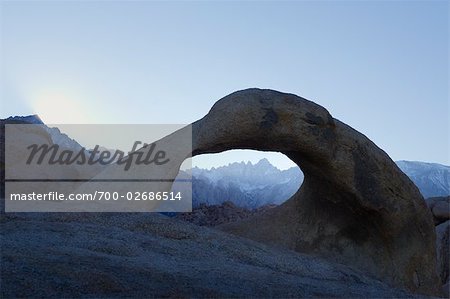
9,191,183,201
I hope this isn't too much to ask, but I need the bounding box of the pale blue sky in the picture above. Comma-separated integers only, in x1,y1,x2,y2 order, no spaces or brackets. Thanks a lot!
0,1,448,169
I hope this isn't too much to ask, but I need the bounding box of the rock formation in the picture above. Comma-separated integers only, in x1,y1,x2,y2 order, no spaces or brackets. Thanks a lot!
425,196,449,295
2,117,421,298
186,88,440,295
435,220,449,297
1,212,421,298
175,201,277,226
1,89,442,296
426,196,450,225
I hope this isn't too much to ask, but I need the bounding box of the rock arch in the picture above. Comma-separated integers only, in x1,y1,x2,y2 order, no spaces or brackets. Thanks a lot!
188,88,440,295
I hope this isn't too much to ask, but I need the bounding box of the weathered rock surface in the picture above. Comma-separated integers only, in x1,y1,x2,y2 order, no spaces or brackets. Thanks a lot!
435,220,449,296
0,213,425,298
186,88,440,295
175,201,277,226
426,196,450,225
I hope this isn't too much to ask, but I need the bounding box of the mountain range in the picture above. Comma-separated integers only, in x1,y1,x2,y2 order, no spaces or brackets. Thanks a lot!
4,115,449,208
396,160,450,198
190,158,449,208
190,159,302,208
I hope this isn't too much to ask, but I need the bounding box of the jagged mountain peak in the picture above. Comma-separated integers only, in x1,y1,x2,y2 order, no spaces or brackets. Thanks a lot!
256,158,270,165
5,114,44,124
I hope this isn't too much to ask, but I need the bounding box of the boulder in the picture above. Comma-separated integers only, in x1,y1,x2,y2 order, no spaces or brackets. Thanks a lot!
427,196,450,225
435,220,449,296
187,88,440,295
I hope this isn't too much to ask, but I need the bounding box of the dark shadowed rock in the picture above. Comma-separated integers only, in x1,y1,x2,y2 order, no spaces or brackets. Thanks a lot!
186,88,440,295
175,201,277,226
435,220,449,296
427,196,450,225
0,213,427,298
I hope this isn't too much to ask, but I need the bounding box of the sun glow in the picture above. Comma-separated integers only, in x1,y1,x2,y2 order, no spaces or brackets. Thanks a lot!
30,89,93,124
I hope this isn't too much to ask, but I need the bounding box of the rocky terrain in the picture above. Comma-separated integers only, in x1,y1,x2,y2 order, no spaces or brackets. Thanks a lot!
175,201,277,226
1,89,447,297
1,212,423,298
174,194,449,297
174,195,450,297
425,196,450,297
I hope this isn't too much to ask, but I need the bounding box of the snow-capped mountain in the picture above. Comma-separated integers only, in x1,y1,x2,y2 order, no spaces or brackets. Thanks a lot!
192,158,298,189
191,159,303,208
5,115,84,151
396,160,450,198
191,159,450,208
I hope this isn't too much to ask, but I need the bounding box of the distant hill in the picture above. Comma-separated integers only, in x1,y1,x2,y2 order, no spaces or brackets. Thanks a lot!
396,160,450,198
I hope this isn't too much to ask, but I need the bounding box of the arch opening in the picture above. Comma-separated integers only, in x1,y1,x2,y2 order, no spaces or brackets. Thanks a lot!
189,149,304,210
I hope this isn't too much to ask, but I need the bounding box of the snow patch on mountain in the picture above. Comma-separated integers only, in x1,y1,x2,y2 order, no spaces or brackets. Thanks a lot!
396,160,450,198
